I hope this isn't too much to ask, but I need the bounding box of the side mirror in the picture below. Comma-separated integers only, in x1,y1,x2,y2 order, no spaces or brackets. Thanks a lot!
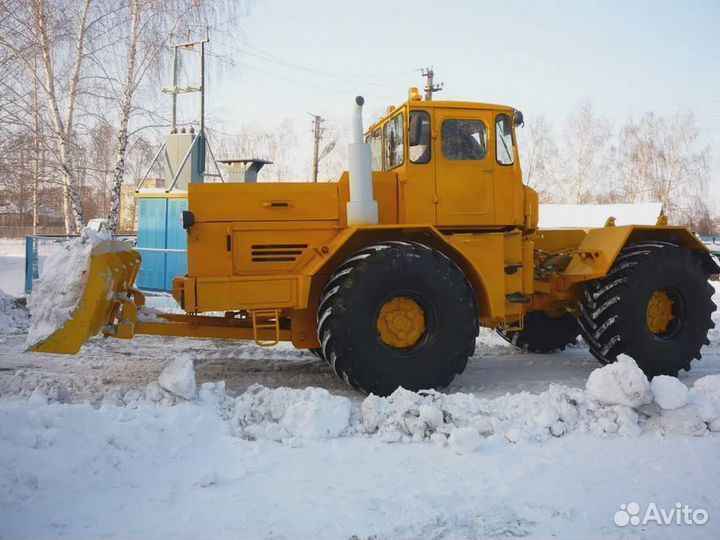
512,110,525,128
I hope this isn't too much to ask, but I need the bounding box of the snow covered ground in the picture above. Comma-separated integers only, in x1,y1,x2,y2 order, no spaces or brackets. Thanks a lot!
1,238,719,539
0,239,25,297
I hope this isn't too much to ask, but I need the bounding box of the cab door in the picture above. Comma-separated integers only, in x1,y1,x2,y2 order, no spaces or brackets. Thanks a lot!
434,109,495,226
493,112,524,226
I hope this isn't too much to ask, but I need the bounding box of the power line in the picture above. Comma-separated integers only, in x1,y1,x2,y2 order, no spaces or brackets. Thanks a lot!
235,39,420,80
214,39,418,89
230,59,398,100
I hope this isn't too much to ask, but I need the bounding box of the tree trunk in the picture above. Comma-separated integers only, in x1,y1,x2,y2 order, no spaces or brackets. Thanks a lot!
34,0,91,234
108,0,140,234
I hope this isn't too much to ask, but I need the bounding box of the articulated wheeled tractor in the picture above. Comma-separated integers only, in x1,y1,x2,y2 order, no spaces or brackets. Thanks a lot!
31,92,718,396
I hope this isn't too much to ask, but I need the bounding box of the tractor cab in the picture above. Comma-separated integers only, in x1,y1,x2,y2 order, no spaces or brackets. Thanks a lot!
366,92,533,229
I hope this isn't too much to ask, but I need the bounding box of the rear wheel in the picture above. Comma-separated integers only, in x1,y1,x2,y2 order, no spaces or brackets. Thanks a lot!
579,242,715,377
497,311,580,353
317,241,479,396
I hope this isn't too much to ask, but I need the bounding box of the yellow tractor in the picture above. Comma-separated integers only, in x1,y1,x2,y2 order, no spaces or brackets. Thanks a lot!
32,91,718,396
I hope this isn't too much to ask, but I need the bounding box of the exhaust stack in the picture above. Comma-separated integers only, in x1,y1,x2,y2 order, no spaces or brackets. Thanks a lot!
346,96,379,226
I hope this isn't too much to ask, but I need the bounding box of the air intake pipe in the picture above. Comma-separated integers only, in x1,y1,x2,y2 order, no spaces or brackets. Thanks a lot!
346,96,379,225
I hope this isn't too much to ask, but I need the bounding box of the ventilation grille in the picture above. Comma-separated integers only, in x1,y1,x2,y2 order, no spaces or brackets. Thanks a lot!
251,244,308,263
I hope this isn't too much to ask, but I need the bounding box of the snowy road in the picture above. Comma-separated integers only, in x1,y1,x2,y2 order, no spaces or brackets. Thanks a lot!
1,238,720,539
3,330,720,402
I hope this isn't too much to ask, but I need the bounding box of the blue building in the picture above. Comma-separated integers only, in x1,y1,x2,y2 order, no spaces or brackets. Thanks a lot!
135,191,187,291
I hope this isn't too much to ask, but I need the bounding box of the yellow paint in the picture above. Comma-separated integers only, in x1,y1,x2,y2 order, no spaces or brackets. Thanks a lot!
646,290,674,335
376,297,426,348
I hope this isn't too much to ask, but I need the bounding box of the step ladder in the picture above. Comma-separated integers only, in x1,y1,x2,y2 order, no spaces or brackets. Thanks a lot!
251,309,281,347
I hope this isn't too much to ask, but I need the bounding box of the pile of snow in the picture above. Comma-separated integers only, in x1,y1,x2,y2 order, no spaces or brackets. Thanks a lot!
25,228,110,348
3,354,719,452
160,357,720,448
585,354,653,407
0,370,74,405
232,385,352,441
0,290,29,335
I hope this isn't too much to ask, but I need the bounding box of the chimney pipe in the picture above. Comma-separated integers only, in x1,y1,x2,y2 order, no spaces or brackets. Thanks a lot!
346,96,379,226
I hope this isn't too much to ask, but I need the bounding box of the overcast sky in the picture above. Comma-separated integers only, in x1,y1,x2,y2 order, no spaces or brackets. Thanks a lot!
193,0,720,202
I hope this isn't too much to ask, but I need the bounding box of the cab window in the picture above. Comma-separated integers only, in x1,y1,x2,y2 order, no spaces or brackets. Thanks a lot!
441,119,487,160
495,114,514,165
409,110,431,164
383,114,404,169
367,129,382,171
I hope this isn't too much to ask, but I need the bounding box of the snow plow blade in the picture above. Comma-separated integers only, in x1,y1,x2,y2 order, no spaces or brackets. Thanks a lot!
29,241,142,354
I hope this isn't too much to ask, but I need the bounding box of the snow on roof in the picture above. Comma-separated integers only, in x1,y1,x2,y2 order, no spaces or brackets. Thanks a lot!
538,202,663,229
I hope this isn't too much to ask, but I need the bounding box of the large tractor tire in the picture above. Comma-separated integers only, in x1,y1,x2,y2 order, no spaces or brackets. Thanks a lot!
497,311,580,353
579,241,716,378
317,241,479,396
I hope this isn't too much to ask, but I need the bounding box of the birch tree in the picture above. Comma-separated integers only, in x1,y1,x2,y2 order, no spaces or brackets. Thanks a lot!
559,101,611,203
106,0,140,232
0,0,95,233
102,0,239,232
37,0,91,233
516,114,560,202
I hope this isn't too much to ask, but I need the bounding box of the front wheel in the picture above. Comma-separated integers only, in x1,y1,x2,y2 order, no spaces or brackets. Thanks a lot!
317,241,479,396
579,242,716,377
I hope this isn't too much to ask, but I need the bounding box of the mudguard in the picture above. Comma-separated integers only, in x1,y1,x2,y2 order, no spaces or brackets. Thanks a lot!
561,225,717,283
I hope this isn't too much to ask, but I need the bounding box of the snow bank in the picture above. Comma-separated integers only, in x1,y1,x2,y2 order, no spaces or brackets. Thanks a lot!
218,360,718,448
25,228,110,348
0,370,73,405
0,290,29,335
226,365,720,447
233,385,352,441
585,355,653,407
3,350,719,452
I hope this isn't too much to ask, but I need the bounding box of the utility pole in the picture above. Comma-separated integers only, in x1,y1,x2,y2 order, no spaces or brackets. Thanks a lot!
32,54,40,238
310,113,325,183
421,67,443,101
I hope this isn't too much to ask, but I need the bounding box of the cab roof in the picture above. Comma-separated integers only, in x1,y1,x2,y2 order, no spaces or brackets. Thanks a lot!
369,100,516,131
406,100,515,111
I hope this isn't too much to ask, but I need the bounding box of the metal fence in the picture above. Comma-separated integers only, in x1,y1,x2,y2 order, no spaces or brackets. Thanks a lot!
0,225,68,238
1,225,136,238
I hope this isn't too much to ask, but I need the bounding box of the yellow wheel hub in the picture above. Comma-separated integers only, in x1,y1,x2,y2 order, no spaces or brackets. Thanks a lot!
377,296,426,349
646,290,675,335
